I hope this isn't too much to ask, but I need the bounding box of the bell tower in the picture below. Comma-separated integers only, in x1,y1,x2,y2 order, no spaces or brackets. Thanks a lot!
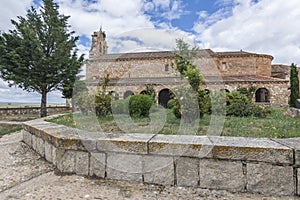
89,28,108,59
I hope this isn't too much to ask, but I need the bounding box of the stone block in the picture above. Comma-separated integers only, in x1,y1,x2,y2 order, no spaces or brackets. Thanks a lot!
45,141,53,163
143,155,174,185
107,153,143,182
274,138,300,166
176,157,199,186
148,135,213,158
31,134,37,151
81,139,97,152
89,153,106,178
199,159,245,192
75,151,89,175
52,145,57,165
210,136,293,164
247,163,294,196
56,149,76,173
97,133,155,154
36,137,45,157
22,130,32,146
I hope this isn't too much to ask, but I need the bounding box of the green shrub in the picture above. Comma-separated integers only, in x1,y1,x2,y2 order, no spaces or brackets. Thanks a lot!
129,94,153,117
172,99,182,119
167,99,176,109
94,90,112,117
197,89,211,117
226,91,268,118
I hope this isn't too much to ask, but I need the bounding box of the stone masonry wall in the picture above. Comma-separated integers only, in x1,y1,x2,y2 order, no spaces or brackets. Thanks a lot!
224,81,290,106
22,118,300,197
0,106,70,120
87,58,175,81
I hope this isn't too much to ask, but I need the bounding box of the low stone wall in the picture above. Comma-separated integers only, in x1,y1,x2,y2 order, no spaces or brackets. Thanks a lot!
22,118,300,196
0,106,70,120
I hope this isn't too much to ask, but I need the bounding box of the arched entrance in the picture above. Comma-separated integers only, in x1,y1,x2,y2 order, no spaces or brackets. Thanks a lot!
140,90,147,95
255,88,270,102
159,89,171,108
124,90,134,99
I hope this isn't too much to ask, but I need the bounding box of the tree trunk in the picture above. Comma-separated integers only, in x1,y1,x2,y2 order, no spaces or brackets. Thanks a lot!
40,89,47,118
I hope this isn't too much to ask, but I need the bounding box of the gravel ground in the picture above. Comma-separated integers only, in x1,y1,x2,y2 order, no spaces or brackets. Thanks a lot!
0,131,299,200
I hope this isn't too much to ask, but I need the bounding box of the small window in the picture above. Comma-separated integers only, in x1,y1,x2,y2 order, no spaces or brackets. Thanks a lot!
165,64,169,72
222,62,228,70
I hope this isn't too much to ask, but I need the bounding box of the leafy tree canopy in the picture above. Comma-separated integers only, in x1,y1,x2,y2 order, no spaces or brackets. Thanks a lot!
0,0,84,117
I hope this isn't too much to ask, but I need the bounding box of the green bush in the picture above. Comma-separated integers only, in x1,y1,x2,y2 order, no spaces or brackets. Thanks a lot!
171,99,182,119
167,99,176,109
197,89,211,117
94,90,112,117
226,91,268,118
129,94,153,117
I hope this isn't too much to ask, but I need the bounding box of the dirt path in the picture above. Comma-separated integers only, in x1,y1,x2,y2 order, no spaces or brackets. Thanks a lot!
0,131,298,200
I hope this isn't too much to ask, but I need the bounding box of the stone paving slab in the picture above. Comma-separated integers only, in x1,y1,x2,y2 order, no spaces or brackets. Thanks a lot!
0,132,53,193
0,131,299,200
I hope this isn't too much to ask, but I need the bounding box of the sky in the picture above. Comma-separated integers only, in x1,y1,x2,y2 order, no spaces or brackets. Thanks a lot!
0,0,300,104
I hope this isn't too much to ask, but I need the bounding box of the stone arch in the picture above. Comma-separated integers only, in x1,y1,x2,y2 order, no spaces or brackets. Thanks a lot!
158,88,171,108
109,91,119,100
220,89,230,93
140,90,147,95
124,90,134,99
255,88,270,102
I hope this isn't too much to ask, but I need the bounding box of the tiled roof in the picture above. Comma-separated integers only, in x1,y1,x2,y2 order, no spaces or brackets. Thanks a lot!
216,51,273,59
92,51,175,61
271,64,290,73
92,49,217,61
91,49,273,61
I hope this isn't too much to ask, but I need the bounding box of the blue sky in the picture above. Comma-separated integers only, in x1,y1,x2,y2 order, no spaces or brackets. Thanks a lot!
0,0,300,104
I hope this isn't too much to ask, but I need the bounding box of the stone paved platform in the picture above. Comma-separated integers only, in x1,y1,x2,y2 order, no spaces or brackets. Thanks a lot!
0,131,299,200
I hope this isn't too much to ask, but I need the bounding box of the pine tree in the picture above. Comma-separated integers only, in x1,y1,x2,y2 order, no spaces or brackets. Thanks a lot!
289,63,300,107
0,0,84,117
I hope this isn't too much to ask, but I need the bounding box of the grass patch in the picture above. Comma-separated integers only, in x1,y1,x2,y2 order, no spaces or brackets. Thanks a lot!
47,108,300,138
0,124,22,136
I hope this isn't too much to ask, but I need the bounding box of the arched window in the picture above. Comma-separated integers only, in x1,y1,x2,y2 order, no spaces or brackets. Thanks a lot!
255,88,270,102
124,90,134,99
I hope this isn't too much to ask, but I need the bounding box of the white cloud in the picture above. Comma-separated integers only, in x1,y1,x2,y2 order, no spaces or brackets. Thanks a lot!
0,79,64,104
194,0,300,65
108,28,195,53
0,0,189,103
0,0,32,31
56,0,154,38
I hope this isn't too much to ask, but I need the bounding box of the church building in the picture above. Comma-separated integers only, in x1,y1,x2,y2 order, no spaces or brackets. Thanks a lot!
86,30,290,107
